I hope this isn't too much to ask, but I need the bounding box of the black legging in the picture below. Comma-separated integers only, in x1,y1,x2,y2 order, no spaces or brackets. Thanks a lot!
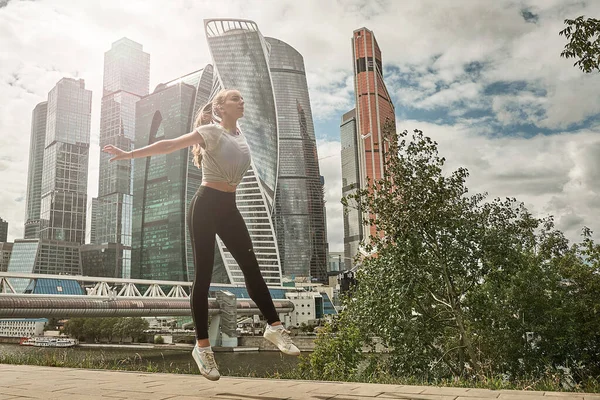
187,185,280,340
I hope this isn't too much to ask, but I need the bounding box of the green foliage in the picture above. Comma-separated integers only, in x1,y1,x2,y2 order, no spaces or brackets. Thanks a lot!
295,314,364,381
43,317,60,331
63,317,149,343
319,125,600,389
154,335,164,344
560,16,600,73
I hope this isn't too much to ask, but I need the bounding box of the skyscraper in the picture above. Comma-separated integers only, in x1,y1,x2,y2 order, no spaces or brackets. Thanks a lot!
0,217,8,242
266,37,328,283
91,38,150,279
131,68,213,282
340,109,362,265
9,78,92,290
24,101,47,239
0,242,12,273
39,78,92,244
204,19,286,286
129,20,327,285
342,28,396,265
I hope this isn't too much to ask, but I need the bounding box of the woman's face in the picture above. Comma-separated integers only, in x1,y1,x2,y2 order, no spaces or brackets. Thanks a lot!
219,90,245,119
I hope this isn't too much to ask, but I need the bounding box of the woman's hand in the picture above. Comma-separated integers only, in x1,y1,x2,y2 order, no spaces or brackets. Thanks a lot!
102,144,131,162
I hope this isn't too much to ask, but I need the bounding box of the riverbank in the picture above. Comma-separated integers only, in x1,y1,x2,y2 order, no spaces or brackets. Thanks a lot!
0,334,318,351
2,343,598,392
0,342,298,377
78,343,262,353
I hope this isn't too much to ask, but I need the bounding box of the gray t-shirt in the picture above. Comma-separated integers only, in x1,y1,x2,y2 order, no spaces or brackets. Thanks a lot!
194,124,251,186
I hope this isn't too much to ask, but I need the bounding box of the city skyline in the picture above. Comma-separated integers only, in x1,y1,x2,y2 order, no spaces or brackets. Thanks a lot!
10,18,330,284
2,1,600,253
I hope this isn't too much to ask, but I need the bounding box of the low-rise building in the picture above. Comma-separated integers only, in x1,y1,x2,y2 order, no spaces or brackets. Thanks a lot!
0,318,47,338
286,291,323,327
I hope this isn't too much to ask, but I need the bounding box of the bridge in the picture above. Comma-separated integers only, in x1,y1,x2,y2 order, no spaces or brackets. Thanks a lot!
0,272,297,345
0,272,294,318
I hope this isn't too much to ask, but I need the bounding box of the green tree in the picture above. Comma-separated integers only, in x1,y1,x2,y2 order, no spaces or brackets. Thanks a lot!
43,317,60,331
304,125,600,383
560,16,600,73
113,318,127,343
296,315,364,381
113,317,149,343
63,318,85,340
99,318,119,343
83,318,100,342
127,317,149,342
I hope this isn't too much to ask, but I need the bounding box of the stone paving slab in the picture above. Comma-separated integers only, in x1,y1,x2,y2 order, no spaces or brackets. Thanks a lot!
0,364,595,400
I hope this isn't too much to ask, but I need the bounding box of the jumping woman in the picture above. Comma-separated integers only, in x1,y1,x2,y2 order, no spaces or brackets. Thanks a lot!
103,89,300,381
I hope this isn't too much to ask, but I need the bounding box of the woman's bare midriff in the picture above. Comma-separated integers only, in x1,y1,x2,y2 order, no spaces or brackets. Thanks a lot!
201,181,237,193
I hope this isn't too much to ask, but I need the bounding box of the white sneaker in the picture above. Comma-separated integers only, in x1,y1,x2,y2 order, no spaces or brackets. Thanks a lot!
192,345,220,381
263,325,300,356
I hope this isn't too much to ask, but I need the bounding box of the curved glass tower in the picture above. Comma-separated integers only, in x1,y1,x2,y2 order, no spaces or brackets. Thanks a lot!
266,37,328,283
204,19,279,208
204,19,283,286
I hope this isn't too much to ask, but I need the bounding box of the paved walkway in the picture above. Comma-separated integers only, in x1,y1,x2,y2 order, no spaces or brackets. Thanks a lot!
0,364,598,400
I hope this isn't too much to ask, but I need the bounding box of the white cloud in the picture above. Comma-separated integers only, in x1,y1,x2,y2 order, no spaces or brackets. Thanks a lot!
397,119,600,243
1,0,600,253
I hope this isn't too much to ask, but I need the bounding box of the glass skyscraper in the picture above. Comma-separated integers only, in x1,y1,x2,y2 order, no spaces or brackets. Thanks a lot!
204,19,284,286
24,101,47,239
203,19,328,284
341,28,396,265
266,37,328,283
132,68,213,282
39,78,92,244
340,109,362,265
92,38,150,279
10,78,90,290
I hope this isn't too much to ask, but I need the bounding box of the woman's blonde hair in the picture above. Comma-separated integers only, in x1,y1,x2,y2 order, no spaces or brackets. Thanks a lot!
191,89,231,168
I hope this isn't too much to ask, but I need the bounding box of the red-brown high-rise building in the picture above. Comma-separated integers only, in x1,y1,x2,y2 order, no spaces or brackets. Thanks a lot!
341,27,396,266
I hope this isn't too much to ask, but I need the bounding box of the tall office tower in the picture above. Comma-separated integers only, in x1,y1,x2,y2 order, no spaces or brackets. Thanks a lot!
0,242,13,272
204,19,283,286
131,67,213,282
342,28,396,264
39,78,92,244
266,37,328,283
89,198,99,245
340,109,362,266
24,102,48,239
0,218,8,242
9,77,92,288
92,38,150,279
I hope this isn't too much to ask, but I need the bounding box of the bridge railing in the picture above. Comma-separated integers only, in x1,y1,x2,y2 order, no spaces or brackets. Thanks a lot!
0,272,194,298
0,272,295,318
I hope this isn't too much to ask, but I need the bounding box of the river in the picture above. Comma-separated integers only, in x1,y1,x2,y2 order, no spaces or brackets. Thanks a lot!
0,343,300,377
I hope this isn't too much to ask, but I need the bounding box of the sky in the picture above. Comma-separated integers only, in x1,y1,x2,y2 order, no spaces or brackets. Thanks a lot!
1,0,600,253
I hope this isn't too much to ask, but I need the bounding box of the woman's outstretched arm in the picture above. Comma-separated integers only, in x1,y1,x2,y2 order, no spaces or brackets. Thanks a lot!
103,130,206,162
